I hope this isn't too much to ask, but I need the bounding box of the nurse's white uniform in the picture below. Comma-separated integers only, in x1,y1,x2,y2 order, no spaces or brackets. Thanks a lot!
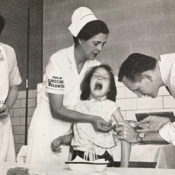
0,42,22,162
26,45,100,166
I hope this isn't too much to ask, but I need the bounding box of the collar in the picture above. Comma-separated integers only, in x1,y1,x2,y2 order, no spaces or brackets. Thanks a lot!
89,97,107,103
67,45,100,76
159,53,175,85
67,45,75,65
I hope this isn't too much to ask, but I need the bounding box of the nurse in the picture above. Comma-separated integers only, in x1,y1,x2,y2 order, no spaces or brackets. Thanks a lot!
0,15,22,162
26,7,111,166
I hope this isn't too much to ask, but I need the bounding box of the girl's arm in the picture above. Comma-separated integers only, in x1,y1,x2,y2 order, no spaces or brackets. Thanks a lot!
120,140,131,167
51,133,73,152
111,108,131,167
111,107,124,123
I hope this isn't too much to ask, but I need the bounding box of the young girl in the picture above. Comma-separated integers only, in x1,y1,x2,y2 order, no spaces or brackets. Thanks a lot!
51,65,131,167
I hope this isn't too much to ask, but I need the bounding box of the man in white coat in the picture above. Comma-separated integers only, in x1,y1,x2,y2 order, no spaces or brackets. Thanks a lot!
116,53,175,145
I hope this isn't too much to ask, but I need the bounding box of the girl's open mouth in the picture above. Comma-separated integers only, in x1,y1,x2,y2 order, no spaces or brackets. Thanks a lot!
94,82,102,90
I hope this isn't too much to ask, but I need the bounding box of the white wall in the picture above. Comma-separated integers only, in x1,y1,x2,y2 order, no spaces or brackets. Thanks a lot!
43,0,175,75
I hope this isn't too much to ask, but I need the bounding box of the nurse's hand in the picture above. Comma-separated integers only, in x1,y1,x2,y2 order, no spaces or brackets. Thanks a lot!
91,116,112,132
137,116,170,132
0,104,9,119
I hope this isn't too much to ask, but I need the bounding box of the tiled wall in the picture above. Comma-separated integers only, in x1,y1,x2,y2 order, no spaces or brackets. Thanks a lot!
11,89,37,154
115,79,175,121
11,79,175,154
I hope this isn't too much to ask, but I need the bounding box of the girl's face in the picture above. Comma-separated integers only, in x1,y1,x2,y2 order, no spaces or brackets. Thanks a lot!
79,33,108,60
90,67,111,100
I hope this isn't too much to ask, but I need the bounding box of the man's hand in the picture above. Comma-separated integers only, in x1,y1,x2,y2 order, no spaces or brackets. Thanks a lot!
137,115,170,132
0,104,9,119
91,116,112,132
115,121,139,143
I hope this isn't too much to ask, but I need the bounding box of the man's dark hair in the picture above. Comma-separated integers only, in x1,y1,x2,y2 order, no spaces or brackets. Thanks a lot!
118,53,157,82
0,15,5,34
81,64,117,102
73,20,109,45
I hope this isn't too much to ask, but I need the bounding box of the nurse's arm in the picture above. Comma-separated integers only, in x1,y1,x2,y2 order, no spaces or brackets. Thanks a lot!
48,93,94,122
48,93,112,132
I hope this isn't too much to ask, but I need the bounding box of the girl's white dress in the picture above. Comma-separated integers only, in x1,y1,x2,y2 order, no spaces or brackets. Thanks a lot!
72,99,119,156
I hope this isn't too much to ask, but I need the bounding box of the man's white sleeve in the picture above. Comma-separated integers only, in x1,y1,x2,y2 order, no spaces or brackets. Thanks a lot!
159,122,175,145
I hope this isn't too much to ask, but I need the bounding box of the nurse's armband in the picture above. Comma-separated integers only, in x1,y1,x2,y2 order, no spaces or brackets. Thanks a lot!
46,75,64,94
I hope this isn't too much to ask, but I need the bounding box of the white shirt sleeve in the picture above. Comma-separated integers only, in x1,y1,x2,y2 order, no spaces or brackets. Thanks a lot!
45,53,65,95
170,63,175,94
6,46,22,86
159,122,175,145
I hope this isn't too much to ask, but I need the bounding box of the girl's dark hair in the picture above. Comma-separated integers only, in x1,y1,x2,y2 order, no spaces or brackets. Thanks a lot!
81,64,117,102
73,20,109,45
0,15,5,34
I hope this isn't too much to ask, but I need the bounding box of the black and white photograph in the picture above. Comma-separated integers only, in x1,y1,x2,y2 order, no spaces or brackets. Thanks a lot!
0,0,175,174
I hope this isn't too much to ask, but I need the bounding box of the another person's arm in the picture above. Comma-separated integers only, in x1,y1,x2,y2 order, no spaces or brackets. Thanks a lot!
0,85,19,119
137,115,171,132
159,122,175,145
6,85,19,108
115,121,167,144
140,131,167,143
49,93,111,132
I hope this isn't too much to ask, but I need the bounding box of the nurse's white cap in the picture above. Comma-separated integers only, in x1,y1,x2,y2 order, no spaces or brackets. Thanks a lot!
68,7,98,37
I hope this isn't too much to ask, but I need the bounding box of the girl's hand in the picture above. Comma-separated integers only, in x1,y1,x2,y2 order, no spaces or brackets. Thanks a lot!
91,116,112,132
51,137,63,153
